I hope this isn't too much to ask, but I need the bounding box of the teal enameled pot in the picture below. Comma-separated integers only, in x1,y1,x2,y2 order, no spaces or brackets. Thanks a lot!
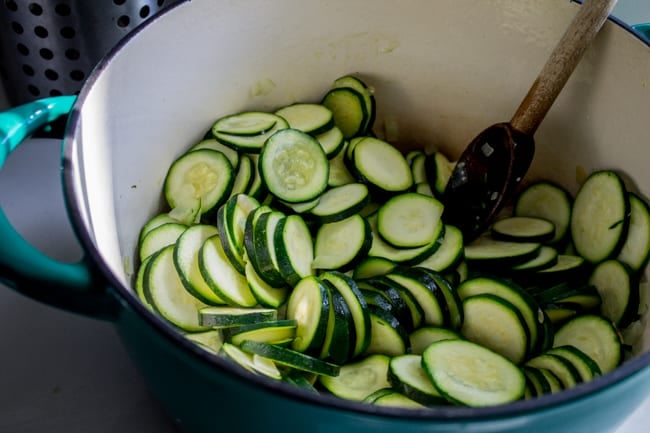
1,1,650,432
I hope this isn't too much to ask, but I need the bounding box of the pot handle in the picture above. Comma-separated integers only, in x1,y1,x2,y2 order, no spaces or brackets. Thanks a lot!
632,23,650,43
0,97,117,319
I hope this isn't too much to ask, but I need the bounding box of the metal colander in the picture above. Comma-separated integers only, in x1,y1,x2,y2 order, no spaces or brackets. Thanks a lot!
0,0,180,105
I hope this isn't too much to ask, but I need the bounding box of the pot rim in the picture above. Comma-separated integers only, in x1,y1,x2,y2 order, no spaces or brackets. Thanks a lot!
62,0,650,421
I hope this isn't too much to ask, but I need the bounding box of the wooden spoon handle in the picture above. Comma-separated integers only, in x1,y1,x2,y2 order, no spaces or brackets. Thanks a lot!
510,0,618,135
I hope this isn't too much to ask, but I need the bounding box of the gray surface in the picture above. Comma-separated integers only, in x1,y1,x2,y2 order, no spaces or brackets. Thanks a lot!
1,2,649,431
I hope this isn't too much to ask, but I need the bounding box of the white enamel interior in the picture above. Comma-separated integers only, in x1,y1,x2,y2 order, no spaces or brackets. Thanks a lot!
67,0,650,352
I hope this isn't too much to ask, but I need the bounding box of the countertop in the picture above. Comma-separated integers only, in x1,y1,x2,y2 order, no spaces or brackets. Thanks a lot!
1,3,649,432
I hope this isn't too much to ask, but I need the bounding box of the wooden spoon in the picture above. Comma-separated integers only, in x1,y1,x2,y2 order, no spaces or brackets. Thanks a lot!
441,0,618,241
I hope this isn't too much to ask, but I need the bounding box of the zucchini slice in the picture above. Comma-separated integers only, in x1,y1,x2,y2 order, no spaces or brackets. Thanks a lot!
413,224,464,272
310,182,370,223
364,306,409,357
491,216,555,243
319,354,391,401
570,170,630,264
315,126,345,158
525,354,581,389
244,262,289,308
190,138,240,169
173,224,226,305
457,277,540,355
511,246,559,273
259,128,329,203
164,148,234,218
377,193,445,248
460,294,530,364
422,339,525,407
273,214,315,286
588,259,638,327
514,181,573,245
144,245,210,332
384,271,446,327
388,354,447,406
212,111,279,136
139,213,181,243
139,222,186,262
617,193,650,272
553,314,622,374
198,235,257,307
312,214,372,270
464,236,541,267
353,256,397,280
286,276,331,353
275,103,334,136
320,284,355,364
213,114,288,153
199,306,277,327
545,345,602,382
321,87,367,139
239,340,340,377
351,137,413,194
321,271,371,357
408,326,462,355
332,74,376,135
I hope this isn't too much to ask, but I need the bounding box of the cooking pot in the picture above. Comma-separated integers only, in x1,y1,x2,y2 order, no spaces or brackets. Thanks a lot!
1,0,649,432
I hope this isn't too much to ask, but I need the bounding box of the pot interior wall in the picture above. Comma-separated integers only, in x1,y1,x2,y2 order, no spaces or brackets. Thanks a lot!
68,0,650,352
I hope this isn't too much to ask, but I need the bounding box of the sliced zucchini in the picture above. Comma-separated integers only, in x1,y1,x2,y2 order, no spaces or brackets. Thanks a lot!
332,74,375,135
310,182,370,223
364,306,409,357
275,103,334,136
228,154,254,196
351,137,413,194
535,254,587,283
511,246,559,272
239,340,340,376
367,213,443,264
372,392,426,409
464,236,541,267
173,224,226,305
570,170,629,264
553,314,622,374
514,181,573,245
212,111,279,136
377,193,445,248
388,354,447,406
457,277,540,355
460,293,530,364
199,306,277,327
525,354,581,389
139,222,186,262
413,224,464,272
546,345,602,382
319,354,391,401
198,235,257,307
315,126,346,157
244,261,289,308
190,138,240,169
422,339,525,407
286,276,331,353
144,245,210,332
414,182,435,197
408,326,462,355
135,254,155,310
213,114,288,153
522,366,552,397
259,128,329,203
359,278,416,331
273,214,315,286
312,214,371,270
410,153,428,184
227,320,297,346
164,148,234,218
491,216,555,243
184,329,224,354
320,283,355,364
617,193,650,272
139,213,181,243
321,271,371,357
425,151,455,197
327,141,356,187
383,271,445,327
588,259,638,327
414,268,464,330
321,87,367,139
353,256,397,280
249,210,286,287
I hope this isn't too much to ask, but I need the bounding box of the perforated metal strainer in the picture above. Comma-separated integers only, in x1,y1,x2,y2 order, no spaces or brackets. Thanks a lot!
0,0,180,105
